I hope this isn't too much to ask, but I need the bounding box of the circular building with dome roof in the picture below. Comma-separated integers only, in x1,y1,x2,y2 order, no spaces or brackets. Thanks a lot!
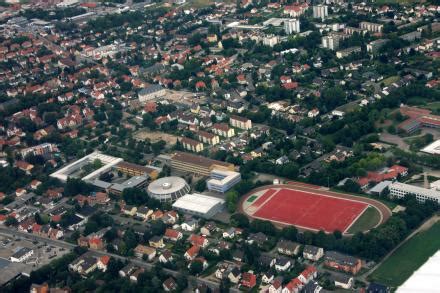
147,176,190,202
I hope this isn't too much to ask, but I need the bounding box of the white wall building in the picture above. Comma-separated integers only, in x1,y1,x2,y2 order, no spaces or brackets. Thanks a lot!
207,169,241,193
10,247,34,263
263,35,279,47
172,193,225,218
322,35,340,50
284,19,300,34
389,182,440,203
313,5,328,20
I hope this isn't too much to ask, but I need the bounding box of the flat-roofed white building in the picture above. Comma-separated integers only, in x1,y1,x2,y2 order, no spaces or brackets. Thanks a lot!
50,152,123,182
421,139,440,155
10,247,34,263
389,182,440,203
172,193,225,218
207,169,241,193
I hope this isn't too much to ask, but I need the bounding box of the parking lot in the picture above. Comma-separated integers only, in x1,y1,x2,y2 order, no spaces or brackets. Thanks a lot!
0,235,70,285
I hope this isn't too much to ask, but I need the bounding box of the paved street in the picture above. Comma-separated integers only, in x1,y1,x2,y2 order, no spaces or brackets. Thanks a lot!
0,227,237,292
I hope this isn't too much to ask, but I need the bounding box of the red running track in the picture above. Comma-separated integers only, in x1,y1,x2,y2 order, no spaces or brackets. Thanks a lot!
252,189,277,207
253,188,368,233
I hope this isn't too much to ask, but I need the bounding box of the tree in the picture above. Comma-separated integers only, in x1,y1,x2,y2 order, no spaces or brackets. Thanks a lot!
189,260,204,275
194,179,206,192
64,178,94,196
281,226,298,241
231,213,250,228
225,190,239,213
5,216,18,226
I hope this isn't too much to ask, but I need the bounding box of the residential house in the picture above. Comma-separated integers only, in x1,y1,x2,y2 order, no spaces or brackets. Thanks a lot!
298,266,317,285
181,137,204,153
269,278,283,293
134,244,156,261
324,251,362,275
200,222,217,236
135,206,152,220
164,229,183,242
228,267,242,284
181,218,198,232
122,205,137,216
197,130,220,146
283,277,304,293
246,232,268,246
184,245,200,261
119,264,137,278
159,250,174,263
274,256,292,272
303,245,324,261
212,123,235,138
241,272,257,289
163,277,177,292
97,255,110,272
230,115,252,130
69,255,98,276
331,273,353,289
262,271,275,284
162,211,179,224
188,234,209,248
277,240,300,256
149,236,165,248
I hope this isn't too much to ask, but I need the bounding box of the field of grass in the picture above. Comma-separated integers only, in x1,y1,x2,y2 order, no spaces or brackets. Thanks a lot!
423,101,440,112
347,206,381,234
247,195,257,202
369,222,440,287
382,75,400,86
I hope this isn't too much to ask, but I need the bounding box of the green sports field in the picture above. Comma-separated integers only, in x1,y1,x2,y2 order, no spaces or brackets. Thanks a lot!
347,206,381,234
369,222,440,287
247,195,257,202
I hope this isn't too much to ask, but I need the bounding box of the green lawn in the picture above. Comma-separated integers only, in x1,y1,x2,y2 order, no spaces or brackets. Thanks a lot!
247,195,257,202
382,76,400,86
369,222,440,287
347,206,381,234
423,101,440,112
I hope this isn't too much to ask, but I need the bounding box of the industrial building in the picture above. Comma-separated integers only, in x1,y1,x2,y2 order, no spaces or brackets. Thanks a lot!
172,193,225,218
389,182,440,204
207,169,241,193
170,151,235,176
147,176,191,202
